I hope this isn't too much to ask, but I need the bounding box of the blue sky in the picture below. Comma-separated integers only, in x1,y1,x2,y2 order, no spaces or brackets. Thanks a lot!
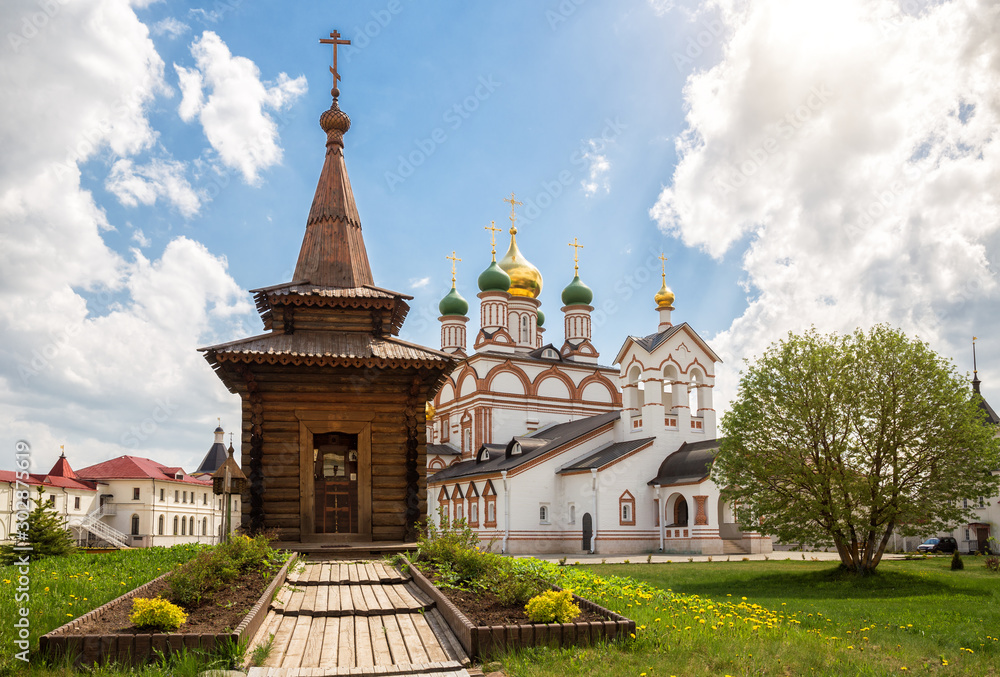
2,0,998,474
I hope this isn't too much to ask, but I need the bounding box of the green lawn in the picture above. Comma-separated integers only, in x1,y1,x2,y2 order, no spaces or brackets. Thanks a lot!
502,555,1000,677
0,545,202,675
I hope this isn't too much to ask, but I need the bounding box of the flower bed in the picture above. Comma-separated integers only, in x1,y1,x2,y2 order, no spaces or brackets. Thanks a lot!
404,556,634,659
39,542,295,666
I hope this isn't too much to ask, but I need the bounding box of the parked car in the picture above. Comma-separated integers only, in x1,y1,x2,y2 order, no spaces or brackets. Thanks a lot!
916,537,958,554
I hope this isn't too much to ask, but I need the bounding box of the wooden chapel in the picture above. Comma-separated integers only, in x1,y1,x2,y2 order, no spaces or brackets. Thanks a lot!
200,34,456,545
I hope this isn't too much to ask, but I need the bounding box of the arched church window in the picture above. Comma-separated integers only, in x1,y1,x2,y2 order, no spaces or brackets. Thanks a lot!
521,315,530,343
158,515,164,535
130,514,140,536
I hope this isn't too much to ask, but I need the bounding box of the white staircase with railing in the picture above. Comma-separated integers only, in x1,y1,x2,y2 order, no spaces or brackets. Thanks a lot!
71,504,130,549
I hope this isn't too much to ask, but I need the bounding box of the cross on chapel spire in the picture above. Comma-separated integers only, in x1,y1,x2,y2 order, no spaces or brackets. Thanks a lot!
319,31,352,97
658,253,668,283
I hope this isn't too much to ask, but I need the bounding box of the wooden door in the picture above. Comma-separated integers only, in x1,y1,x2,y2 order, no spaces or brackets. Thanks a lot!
582,512,592,551
975,526,991,554
313,433,359,534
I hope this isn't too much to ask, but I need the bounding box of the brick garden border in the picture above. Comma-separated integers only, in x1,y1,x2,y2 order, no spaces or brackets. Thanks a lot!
39,552,298,666
402,557,635,659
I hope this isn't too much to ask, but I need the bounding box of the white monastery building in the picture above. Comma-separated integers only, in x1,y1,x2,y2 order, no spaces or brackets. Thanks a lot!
0,427,240,549
425,204,771,556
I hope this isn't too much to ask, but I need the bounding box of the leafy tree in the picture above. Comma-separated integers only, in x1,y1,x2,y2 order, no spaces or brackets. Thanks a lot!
0,488,77,563
714,325,1000,574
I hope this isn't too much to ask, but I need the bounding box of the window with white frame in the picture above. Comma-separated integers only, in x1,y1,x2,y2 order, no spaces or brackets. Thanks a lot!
132,487,140,500
470,502,479,525
568,504,576,524
539,504,549,524
486,500,496,524
619,490,636,526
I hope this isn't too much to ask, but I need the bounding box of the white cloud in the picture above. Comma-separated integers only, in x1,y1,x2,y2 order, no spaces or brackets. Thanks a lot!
132,227,151,248
651,0,1000,409
0,0,255,474
152,17,188,38
580,139,612,196
648,0,676,16
106,157,203,217
410,277,431,289
173,31,308,184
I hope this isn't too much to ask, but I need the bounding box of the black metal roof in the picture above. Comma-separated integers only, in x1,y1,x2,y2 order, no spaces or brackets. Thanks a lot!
632,325,684,353
428,444,462,457
427,411,620,483
648,438,721,486
557,437,655,474
979,397,1000,425
614,322,723,366
195,442,228,475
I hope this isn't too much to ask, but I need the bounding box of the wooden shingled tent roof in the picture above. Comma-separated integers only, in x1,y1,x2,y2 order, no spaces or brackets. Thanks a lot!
199,75,455,383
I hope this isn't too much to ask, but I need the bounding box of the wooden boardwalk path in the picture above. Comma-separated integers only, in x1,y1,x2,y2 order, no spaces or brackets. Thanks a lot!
246,559,470,677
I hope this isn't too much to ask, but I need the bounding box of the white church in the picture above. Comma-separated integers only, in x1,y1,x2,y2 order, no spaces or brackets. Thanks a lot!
425,205,771,556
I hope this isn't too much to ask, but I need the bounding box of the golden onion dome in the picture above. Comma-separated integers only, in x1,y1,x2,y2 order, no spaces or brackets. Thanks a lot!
497,227,542,298
655,277,675,309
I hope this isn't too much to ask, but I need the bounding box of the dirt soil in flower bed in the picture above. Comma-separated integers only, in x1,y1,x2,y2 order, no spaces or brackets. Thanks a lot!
416,564,606,627
63,569,270,636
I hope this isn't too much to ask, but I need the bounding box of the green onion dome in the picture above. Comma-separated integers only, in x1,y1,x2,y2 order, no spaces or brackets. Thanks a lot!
537,309,545,328
438,285,469,317
477,260,512,293
561,275,593,306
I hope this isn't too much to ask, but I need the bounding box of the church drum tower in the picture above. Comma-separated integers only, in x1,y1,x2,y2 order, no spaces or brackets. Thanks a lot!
200,33,456,544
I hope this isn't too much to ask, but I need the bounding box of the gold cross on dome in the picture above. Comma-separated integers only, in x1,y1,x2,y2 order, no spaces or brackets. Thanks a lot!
658,253,668,279
503,192,523,232
485,221,501,260
446,251,462,285
319,30,352,91
568,238,584,274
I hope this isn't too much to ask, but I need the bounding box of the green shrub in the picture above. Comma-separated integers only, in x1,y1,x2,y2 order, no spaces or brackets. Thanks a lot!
168,533,281,606
495,575,545,607
130,597,188,631
525,589,581,624
951,550,964,570
0,488,76,564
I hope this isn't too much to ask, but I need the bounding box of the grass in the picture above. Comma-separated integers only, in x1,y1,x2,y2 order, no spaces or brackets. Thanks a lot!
501,556,1000,676
0,545,202,675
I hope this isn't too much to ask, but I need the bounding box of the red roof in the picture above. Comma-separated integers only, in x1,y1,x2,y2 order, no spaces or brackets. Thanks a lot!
76,456,212,486
0,470,97,492
48,454,79,479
